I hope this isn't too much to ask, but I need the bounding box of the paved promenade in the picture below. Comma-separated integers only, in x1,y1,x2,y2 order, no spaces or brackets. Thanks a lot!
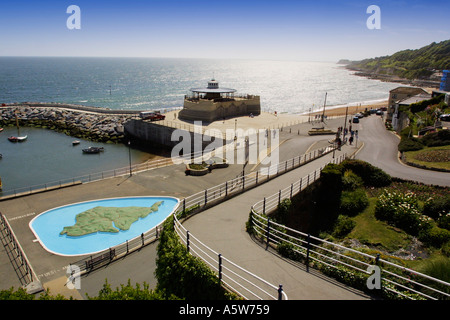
182,144,371,300
0,115,366,299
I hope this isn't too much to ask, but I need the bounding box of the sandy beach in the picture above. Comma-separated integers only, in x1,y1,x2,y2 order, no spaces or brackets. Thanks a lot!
309,100,388,116
159,100,388,134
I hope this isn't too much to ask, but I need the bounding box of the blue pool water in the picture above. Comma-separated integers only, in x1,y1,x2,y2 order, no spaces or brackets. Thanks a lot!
29,197,179,256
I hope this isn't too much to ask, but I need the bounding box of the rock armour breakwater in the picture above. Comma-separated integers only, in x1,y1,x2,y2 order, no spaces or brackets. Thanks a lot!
0,103,140,143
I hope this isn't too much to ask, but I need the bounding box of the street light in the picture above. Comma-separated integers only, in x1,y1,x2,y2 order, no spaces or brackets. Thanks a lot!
128,140,132,177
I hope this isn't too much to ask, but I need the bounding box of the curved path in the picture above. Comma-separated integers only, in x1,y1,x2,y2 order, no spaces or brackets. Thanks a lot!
183,145,371,300
355,115,450,187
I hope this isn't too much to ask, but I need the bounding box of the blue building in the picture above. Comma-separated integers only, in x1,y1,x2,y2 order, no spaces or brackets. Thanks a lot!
440,70,450,91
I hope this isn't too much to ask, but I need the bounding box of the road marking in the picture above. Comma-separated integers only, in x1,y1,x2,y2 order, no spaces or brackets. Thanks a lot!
8,212,36,221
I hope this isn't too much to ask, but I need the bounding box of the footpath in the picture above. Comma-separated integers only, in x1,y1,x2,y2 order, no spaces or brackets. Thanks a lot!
182,143,372,300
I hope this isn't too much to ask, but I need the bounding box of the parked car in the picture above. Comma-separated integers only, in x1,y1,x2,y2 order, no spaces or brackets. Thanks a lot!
352,116,360,123
440,114,450,121
376,110,384,116
140,111,166,121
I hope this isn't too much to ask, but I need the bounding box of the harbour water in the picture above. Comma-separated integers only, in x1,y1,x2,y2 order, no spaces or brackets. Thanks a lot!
0,126,155,192
0,57,401,192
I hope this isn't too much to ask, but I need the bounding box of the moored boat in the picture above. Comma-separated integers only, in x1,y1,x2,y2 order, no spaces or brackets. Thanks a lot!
82,146,104,154
8,135,27,142
72,140,80,145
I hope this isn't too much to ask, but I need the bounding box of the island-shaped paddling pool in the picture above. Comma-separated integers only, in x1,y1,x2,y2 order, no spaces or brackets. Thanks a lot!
29,197,179,256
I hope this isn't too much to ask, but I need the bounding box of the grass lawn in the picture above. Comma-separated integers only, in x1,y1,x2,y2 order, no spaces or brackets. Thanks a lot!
404,145,450,171
348,198,411,253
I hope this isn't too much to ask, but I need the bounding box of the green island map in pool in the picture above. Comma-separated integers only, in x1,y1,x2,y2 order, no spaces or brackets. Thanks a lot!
60,201,163,237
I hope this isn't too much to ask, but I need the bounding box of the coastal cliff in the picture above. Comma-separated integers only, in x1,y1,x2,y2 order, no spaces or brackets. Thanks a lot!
339,39,450,89
0,103,139,143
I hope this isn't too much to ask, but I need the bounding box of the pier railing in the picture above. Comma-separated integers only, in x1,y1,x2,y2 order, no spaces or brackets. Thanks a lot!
249,169,450,300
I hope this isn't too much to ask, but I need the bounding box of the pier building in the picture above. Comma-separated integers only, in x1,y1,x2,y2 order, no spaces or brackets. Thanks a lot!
178,79,260,122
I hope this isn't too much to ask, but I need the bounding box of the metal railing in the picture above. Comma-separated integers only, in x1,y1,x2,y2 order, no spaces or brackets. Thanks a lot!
0,212,38,288
174,215,287,300
249,166,450,300
0,155,176,199
168,145,343,300
70,223,163,275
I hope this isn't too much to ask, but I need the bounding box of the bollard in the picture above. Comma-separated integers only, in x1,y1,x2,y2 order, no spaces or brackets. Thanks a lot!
278,285,283,300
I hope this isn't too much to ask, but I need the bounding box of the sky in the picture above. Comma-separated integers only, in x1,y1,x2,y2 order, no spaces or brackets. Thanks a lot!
0,0,449,62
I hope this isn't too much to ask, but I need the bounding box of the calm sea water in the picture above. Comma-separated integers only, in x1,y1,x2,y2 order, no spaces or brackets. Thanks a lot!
0,57,400,192
0,57,399,113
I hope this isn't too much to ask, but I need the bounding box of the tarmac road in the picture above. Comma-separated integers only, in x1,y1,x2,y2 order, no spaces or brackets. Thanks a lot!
355,115,450,187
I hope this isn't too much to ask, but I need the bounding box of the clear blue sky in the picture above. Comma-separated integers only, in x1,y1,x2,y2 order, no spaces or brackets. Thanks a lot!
0,0,449,61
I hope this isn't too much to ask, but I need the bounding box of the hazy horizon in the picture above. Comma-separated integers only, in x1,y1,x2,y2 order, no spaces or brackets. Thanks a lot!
0,0,449,62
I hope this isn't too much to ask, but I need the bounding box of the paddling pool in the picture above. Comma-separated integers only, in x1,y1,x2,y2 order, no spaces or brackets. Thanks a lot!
29,196,179,256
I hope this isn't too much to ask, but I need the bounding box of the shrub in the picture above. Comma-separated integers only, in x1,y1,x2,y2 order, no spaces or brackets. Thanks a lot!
155,217,234,300
423,195,450,220
375,189,432,235
419,226,450,248
438,214,450,231
340,189,369,216
332,215,356,238
340,159,391,187
398,137,424,152
341,170,364,191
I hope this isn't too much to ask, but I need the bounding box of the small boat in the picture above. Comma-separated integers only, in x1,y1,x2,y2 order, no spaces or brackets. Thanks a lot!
8,135,27,142
72,140,81,145
0,128,3,132
82,146,104,154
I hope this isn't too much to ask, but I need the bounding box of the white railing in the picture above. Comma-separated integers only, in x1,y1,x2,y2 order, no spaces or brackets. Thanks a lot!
174,215,287,300
249,166,450,300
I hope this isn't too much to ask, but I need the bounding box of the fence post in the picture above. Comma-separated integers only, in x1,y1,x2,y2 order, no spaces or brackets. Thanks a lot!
205,189,207,205
256,171,259,184
225,181,228,196
263,197,266,215
290,183,293,199
278,190,281,206
183,198,186,216
141,233,144,246
218,254,223,283
266,218,270,249
306,234,311,272
186,231,190,253
278,285,284,300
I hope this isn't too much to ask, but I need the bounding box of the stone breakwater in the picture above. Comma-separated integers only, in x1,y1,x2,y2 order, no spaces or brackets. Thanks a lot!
0,103,140,143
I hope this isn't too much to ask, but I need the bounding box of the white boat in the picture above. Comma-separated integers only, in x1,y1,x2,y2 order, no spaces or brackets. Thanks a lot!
8,135,27,142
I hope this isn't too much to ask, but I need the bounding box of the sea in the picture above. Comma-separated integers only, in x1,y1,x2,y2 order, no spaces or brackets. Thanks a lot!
0,57,401,192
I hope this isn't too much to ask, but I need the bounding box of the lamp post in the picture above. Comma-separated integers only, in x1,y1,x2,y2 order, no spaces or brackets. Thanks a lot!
128,140,132,177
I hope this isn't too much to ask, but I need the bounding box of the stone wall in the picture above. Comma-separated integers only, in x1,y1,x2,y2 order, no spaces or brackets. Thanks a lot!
0,104,135,143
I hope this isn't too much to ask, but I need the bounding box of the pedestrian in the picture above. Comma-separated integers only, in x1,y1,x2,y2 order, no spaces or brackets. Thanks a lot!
349,136,353,145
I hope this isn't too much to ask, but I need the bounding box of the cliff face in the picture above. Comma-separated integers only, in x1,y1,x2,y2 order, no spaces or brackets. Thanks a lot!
340,39,450,88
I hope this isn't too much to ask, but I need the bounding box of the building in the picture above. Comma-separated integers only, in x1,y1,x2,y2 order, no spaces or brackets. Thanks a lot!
387,86,430,121
178,79,261,122
440,70,450,92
